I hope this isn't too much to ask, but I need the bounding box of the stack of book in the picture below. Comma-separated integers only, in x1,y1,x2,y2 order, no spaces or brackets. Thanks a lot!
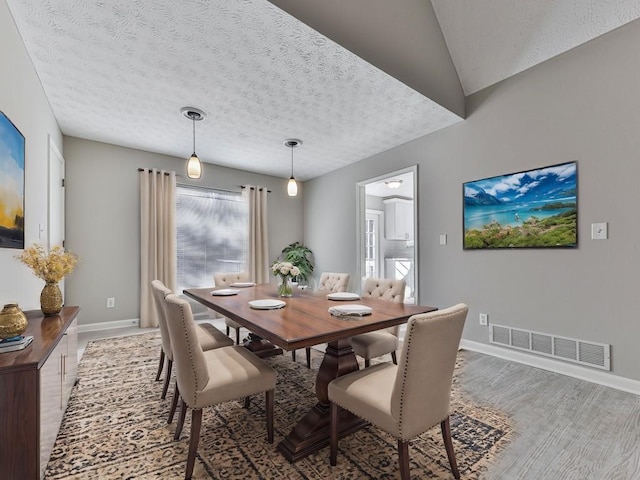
0,335,34,353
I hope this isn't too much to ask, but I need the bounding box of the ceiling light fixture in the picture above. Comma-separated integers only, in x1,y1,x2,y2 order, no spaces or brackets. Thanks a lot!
284,138,302,197
385,179,403,189
181,107,206,179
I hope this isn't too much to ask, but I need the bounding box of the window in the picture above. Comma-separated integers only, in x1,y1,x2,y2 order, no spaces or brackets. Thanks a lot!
176,185,247,291
364,210,380,278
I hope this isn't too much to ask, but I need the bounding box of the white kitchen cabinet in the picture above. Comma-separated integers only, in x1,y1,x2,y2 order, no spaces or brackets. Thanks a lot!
383,198,414,241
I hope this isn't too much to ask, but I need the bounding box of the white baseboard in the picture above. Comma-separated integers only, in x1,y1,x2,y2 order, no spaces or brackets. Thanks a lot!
460,339,640,396
78,318,140,333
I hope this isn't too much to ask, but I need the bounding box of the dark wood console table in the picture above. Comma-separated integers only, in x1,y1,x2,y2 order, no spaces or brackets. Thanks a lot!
0,306,80,479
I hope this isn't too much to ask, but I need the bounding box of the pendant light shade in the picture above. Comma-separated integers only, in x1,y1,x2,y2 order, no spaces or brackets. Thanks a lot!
186,153,202,179
284,138,302,197
181,107,206,179
287,176,298,196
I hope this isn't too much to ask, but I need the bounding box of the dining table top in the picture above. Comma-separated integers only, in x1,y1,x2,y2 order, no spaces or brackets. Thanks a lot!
183,284,436,351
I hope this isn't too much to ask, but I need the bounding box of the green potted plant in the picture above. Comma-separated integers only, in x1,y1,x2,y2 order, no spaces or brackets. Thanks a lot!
280,242,313,283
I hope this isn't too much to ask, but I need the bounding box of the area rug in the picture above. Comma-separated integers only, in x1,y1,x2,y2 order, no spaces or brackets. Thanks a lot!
44,332,512,479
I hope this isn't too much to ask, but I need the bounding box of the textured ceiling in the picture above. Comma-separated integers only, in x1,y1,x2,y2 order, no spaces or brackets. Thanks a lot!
431,0,640,95
6,0,640,181
5,0,461,181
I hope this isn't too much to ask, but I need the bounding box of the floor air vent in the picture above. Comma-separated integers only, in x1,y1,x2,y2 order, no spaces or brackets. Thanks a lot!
489,324,610,370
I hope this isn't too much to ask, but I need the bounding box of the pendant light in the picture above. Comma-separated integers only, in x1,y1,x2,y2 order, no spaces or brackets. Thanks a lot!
181,107,206,179
284,138,302,197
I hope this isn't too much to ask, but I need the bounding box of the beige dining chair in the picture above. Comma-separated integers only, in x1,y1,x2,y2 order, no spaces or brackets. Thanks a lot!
214,271,251,344
150,280,233,422
351,277,406,367
292,272,351,369
163,293,277,480
329,303,469,480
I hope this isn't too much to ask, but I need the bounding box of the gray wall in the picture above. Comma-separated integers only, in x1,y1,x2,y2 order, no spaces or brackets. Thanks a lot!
0,1,64,310
305,19,640,381
64,137,304,326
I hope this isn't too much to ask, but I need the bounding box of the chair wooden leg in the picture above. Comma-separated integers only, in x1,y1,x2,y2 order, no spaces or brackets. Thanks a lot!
185,408,202,480
244,396,251,409
292,349,296,362
161,359,173,400
329,402,339,466
305,348,311,369
265,390,274,444
391,351,397,365
155,349,165,381
168,381,180,424
364,359,370,368
175,398,187,441
441,416,460,479
398,439,410,480
235,327,240,345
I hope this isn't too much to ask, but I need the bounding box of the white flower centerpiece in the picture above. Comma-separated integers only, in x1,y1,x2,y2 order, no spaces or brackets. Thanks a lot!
271,261,300,297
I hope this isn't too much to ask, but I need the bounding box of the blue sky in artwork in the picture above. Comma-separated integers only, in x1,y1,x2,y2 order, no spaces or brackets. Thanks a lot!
0,113,25,171
464,162,576,205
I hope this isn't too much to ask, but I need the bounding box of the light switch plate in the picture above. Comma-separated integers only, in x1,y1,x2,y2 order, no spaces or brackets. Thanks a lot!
591,222,608,240
439,234,447,245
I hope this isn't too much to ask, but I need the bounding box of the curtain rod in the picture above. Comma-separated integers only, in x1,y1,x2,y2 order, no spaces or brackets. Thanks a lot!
137,168,182,177
138,170,271,193
240,185,271,193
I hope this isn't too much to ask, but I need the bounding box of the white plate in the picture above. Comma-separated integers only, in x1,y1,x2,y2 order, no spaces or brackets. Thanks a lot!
230,282,256,288
328,304,373,317
210,288,240,296
327,292,361,301
248,299,286,310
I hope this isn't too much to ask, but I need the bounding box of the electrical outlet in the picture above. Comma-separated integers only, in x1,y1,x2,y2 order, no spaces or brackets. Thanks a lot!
106,297,115,309
479,313,488,326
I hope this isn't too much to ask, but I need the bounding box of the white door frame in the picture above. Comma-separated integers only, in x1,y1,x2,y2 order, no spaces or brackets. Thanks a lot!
48,136,65,250
356,165,418,302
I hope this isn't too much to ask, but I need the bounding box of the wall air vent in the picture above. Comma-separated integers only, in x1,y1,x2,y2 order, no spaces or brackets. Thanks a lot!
489,324,610,370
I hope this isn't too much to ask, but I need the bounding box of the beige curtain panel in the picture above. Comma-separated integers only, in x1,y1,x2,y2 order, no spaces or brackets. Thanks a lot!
244,186,270,284
139,169,177,328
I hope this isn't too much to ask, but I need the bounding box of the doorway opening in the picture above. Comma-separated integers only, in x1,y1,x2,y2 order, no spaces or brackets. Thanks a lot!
356,166,418,304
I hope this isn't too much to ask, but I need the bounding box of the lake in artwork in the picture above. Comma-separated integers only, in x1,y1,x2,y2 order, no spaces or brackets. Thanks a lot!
463,162,577,249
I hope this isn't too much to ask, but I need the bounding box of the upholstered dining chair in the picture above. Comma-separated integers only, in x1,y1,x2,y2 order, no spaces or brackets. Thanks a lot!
329,303,469,480
351,277,406,367
163,293,277,480
213,271,251,344
150,280,233,422
292,272,351,369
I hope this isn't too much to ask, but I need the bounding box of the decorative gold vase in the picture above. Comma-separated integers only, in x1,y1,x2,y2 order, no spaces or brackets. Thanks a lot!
0,303,28,339
277,276,293,297
40,282,63,316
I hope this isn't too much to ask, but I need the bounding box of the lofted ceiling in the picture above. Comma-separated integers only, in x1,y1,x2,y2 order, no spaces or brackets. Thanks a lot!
6,0,640,181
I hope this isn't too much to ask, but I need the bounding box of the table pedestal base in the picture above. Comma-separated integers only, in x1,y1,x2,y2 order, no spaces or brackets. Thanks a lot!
277,402,366,462
242,333,282,358
277,337,362,462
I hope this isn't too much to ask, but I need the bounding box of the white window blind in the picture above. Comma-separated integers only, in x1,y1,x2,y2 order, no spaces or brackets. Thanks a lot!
176,185,248,291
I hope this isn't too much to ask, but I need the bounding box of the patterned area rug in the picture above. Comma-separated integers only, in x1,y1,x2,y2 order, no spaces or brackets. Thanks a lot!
45,332,511,479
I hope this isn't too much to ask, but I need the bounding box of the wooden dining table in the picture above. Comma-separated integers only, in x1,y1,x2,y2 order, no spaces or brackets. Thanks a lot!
183,284,436,462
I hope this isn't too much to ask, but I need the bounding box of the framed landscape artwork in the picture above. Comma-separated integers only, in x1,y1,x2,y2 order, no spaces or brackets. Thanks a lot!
463,161,577,249
0,111,25,249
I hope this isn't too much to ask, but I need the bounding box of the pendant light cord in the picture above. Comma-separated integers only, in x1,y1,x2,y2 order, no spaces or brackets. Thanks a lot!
290,144,294,177
192,114,196,154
